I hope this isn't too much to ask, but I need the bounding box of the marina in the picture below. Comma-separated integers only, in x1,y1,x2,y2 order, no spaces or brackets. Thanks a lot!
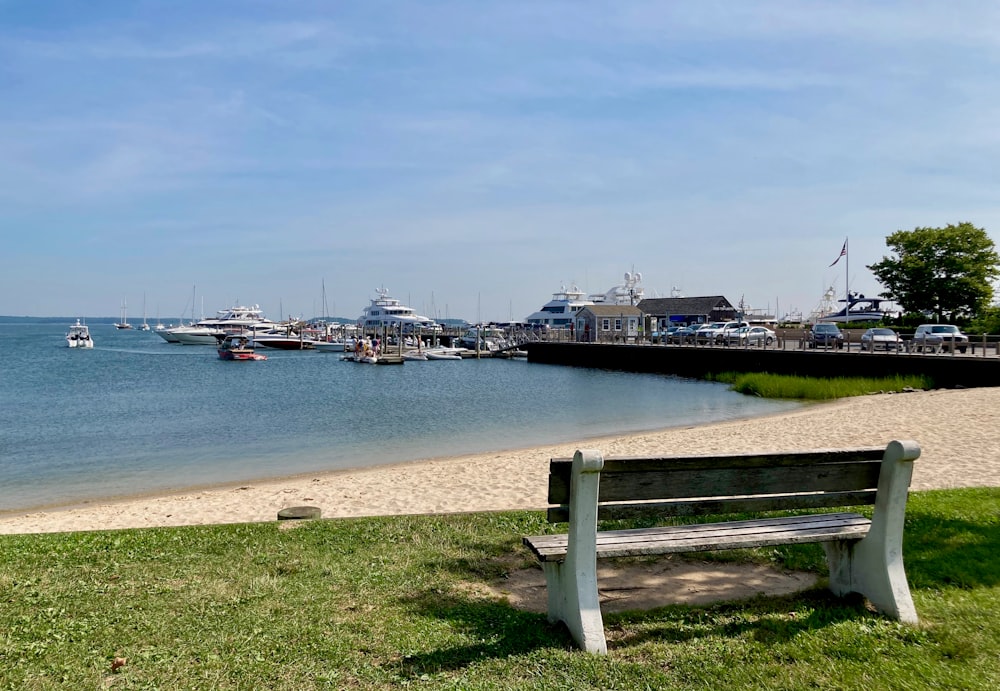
0,321,799,514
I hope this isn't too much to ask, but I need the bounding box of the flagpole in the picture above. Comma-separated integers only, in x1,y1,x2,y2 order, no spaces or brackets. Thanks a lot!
844,237,849,319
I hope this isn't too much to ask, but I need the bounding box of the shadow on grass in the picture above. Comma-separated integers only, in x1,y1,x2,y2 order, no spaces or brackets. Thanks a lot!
392,583,875,673
392,589,568,677
607,588,873,650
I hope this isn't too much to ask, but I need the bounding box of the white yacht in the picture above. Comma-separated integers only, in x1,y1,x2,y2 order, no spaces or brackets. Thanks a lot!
589,271,644,306
166,325,227,345
157,304,275,345
524,285,594,329
358,288,440,333
458,325,509,351
525,273,645,329
66,319,94,348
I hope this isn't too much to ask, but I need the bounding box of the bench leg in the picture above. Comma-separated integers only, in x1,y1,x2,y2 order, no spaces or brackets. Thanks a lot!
823,439,920,624
823,537,917,624
543,448,609,654
542,558,607,654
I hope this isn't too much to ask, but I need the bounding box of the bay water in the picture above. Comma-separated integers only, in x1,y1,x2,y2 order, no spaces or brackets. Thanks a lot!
0,322,801,513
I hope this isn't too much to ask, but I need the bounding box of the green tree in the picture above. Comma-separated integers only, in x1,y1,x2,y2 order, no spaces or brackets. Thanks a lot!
967,305,1000,335
867,222,999,321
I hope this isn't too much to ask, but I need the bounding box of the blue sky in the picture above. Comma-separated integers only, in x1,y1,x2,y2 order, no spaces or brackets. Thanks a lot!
2,1,998,322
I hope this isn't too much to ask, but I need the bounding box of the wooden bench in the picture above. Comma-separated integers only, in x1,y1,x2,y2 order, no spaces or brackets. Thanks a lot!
522,440,921,654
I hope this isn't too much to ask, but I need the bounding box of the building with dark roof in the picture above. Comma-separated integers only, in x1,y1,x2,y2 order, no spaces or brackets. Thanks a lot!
637,296,737,330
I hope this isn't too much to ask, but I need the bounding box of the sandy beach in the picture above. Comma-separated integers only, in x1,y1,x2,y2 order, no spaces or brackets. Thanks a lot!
3,387,998,535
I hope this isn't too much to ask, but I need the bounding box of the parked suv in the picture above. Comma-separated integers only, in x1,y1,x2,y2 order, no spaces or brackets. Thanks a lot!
912,324,969,353
713,321,750,344
806,323,844,349
694,322,727,344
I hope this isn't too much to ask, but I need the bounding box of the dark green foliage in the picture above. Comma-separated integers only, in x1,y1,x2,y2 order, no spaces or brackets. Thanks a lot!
868,222,999,321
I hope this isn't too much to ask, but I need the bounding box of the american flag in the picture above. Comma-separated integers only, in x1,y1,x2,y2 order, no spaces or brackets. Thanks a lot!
829,240,847,267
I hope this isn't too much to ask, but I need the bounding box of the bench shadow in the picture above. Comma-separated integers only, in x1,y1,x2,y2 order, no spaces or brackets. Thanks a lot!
391,589,568,677
606,589,871,650
392,579,871,674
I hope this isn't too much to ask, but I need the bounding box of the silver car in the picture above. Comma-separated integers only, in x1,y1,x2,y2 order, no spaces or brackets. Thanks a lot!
860,328,901,351
912,324,969,353
724,325,776,346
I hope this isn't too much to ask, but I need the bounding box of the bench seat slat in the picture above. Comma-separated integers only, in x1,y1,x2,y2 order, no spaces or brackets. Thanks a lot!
523,512,871,562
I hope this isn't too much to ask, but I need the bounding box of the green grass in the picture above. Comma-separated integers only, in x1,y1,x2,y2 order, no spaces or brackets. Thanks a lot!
708,372,934,399
1,488,998,689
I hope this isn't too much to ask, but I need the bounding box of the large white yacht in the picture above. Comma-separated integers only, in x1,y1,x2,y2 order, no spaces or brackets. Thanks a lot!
524,285,593,329
157,304,275,345
589,271,644,306
525,273,644,329
358,288,440,333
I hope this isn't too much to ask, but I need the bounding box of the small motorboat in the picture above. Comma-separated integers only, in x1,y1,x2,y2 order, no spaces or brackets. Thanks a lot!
251,328,317,350
66,319,94,348
313,339,351,352
217,334,267,361
423,347,463,360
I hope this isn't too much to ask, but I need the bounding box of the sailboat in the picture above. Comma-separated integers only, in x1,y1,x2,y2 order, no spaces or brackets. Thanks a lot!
114,298,133,329
139,294,151,331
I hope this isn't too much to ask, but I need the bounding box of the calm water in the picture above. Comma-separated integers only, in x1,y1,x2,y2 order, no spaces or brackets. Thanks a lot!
0,322,801,512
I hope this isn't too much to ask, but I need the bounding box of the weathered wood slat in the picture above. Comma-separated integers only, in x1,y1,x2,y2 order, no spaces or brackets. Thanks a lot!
548,447,885,476
549,461,881,504
526,512,869,549
546,489,878,523
523,513,871,562
602,463,880,501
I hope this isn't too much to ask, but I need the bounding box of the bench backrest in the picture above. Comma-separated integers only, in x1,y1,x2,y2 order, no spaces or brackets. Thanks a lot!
546,446,889,523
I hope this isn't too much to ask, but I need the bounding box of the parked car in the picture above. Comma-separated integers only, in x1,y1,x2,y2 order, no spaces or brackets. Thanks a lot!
724,325,776,346
713,321,751,344
668,325,698,344
652,326,682,343
912,324,969,353
861,328,901,351
806,323,845,349
694,322,728,344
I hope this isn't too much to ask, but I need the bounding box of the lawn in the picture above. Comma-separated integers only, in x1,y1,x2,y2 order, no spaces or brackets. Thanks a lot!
1,488,998,690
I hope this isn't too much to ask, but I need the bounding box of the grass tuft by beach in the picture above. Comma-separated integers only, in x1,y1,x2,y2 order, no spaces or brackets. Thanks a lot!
709,371,934,399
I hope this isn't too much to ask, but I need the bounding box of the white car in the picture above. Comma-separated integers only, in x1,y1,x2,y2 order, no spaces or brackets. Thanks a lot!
694,322,728,343
912,324,968,353
724,325,776,346
713,321,751,344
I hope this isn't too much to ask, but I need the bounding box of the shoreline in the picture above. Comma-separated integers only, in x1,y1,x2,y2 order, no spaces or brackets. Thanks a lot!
3,388,999,535
0,399,812,517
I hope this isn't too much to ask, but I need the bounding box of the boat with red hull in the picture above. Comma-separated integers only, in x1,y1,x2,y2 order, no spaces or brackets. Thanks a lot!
217,334,267,361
